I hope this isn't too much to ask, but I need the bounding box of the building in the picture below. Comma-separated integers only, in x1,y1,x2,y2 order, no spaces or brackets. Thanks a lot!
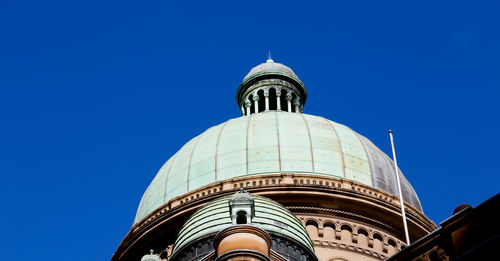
386,193,499,261
112,58,438,261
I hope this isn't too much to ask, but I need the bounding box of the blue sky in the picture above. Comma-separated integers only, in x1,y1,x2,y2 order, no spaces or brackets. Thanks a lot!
1,1,499,260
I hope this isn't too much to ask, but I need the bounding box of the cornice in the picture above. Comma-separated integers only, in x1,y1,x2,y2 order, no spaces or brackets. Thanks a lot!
113,173,436,261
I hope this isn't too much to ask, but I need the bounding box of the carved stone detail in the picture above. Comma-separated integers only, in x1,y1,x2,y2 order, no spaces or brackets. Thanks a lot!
293,98,301,107
295,214,405,260
116,174,436,261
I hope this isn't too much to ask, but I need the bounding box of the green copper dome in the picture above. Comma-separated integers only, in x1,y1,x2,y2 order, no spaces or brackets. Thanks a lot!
170,194,315,258
236,58,307,109
134,112,422,224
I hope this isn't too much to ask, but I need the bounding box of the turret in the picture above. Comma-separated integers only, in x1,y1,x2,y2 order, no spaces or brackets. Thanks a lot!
236,57,307,115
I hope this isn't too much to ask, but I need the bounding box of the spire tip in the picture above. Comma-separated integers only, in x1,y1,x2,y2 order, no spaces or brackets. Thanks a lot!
266,50,273,63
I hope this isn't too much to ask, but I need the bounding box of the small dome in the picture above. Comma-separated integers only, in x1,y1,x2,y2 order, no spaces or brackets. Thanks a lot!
170,194,315,258
134,112,422,224
140,250,159,261
243,58,299,81
236,58,307,111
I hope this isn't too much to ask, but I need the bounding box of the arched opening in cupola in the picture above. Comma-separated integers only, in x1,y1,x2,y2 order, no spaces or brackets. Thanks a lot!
280,89,288,112
269,88,277,110
248,94,255,114
257,90,265,113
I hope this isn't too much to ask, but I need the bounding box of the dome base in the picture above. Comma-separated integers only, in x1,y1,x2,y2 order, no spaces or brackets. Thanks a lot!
113,174,435,261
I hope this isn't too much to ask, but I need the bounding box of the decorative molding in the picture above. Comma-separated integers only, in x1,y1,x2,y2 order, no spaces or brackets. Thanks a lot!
114,174,436,261
295,214,405,260
132,174,434,233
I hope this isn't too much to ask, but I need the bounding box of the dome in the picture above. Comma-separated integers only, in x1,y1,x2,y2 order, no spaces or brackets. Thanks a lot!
237,58,307,110
243,58,298,81
134,112,422,224
170,194,315,258
140,250,159,261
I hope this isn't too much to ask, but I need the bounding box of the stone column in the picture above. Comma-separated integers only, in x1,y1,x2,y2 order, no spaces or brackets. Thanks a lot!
286,93,293,113
293,98,301,113
264,90,269,111
245,100,251,116
253,95,260,114
276,91,282,111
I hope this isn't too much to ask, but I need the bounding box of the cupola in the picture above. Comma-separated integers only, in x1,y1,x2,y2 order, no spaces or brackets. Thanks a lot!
229,189,255,225
236,57,307,115
141,250,160,261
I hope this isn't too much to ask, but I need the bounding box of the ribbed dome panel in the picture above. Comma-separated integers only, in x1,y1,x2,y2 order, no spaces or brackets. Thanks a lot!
135,112,422,223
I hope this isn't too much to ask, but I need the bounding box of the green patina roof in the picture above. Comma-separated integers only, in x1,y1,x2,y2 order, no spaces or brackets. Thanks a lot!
134,112,422,224
236,59,307,108
171,194,315,257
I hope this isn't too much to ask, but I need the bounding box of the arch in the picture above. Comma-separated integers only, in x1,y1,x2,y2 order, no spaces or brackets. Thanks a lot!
387,238,397,255
236,210,247,224
245,94,255,114
305,219,319,226
248,94,255,114
305,220,319,239
429,251,440,261
269,88,277,110
357,228,369,248
257,89,265,113
340,224,353,232
340,224,353,243
322,222,335,241
322,221,336,230
280,89,288,112
373,233,384,252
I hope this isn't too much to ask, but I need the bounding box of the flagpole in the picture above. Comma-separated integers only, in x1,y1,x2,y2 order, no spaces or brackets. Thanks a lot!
388,130,410,245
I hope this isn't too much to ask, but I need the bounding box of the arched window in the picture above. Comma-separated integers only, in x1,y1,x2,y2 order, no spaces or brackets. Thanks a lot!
236,210,247,224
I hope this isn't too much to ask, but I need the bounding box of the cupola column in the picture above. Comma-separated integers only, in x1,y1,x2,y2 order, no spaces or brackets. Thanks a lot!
253,95,260,114
264,90,270,111
276,91,282,111
245,100,251,116
286,93,293,112
294,98,301,113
